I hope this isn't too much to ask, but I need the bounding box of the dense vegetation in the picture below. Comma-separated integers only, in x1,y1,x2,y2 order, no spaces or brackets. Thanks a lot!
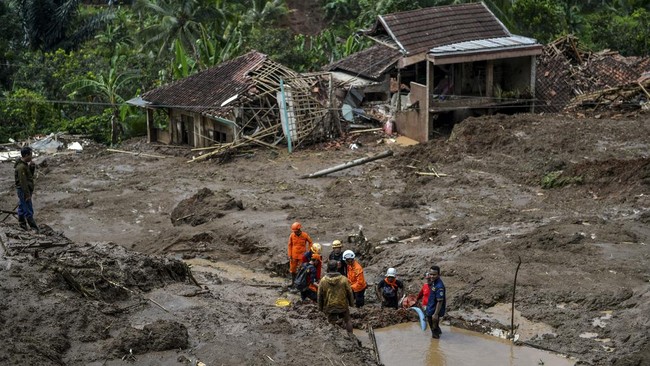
1,0,648,144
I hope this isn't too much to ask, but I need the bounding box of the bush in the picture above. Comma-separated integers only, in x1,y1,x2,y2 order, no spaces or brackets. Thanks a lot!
541,170,583,189
59,109,113,144
0,88,60,142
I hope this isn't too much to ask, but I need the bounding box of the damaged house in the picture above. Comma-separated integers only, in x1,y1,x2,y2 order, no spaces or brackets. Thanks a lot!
129,51,334,154
327,2,543,142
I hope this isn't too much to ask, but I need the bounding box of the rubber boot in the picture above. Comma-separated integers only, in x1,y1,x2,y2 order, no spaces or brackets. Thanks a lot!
290,273,296,287
26,217,40,233
18,216,28,231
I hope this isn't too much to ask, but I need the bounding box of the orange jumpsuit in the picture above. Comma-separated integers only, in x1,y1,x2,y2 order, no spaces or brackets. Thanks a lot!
346,260,367,292
288,231,313,274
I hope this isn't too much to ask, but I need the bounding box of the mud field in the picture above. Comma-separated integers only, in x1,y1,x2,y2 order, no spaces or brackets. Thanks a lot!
0,113,648,365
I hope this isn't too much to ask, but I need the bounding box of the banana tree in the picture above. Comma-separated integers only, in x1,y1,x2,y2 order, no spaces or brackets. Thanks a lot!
64,55,139,145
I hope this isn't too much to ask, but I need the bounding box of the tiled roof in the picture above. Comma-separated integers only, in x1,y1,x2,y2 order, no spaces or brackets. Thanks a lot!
325,44,402,81
365,3,510,56
141,51,267,115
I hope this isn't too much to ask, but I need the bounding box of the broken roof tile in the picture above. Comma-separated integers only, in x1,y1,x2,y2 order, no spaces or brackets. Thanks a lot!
141,51,268,115
325,44,402,81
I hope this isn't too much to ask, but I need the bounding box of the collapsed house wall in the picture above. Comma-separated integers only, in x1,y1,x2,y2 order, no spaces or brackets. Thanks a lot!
395,82,428,143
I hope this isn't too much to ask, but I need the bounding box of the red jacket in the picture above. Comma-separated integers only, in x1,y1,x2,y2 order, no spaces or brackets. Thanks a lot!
416,283,431,307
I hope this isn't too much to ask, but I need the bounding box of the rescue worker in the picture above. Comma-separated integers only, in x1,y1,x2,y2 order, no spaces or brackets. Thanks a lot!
318,260,354,334
425,265,446,339
311,243,323,280
298,255,319,303
301,247,322,281
376,268,404,309
416,272,433,311
14,147,39,232
343,250,367,307
287,221,313,287
328,240,346,276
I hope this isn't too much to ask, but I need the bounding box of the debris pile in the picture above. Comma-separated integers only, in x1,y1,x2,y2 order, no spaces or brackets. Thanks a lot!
170,188,244,227
536,35,650,114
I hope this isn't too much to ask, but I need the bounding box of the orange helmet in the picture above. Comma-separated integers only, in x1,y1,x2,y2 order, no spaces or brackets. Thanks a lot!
291,222,301,231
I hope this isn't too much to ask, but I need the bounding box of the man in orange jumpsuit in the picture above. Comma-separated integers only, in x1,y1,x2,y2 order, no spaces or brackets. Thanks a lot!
343,250,367,307
288,221,313,287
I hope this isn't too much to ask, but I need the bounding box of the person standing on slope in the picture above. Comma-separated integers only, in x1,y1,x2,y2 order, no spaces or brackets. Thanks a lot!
14,147,39,233
318,260,354,334
343,250,367,307
287,221,313,287
425,265,446,339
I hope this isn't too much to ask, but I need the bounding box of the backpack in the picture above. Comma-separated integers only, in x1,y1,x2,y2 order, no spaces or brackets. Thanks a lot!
382,283,397,298
294,265,310,291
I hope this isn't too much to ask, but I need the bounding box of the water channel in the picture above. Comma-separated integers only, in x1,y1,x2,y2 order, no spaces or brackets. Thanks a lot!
359,323,575,366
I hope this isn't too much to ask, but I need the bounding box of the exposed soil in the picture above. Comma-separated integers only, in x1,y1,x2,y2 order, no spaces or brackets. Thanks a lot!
1,112,649,365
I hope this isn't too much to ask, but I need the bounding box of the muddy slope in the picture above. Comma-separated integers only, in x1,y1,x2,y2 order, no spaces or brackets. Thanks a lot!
0,112,648,365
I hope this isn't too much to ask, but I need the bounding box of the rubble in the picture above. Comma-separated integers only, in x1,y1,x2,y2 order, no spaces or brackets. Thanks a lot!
536,35,650,114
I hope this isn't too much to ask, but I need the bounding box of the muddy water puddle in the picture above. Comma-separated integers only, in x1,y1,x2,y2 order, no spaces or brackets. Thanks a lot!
184,258,285,285
360,323,574,366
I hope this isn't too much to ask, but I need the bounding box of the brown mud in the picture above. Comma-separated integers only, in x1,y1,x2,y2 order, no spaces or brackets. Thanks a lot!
0,113,649,365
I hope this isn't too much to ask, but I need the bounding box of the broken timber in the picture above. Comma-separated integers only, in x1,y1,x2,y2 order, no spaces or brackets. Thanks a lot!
300,150,393,178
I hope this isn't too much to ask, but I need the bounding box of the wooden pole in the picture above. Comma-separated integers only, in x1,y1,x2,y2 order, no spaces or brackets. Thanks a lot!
300,150,394,179
509,255,522,340
368,325,381,364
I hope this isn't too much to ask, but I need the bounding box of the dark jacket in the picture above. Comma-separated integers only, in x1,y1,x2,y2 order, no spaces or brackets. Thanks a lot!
318,272,354,313
425,278,446,317
328,251,347,276
14,159,35,194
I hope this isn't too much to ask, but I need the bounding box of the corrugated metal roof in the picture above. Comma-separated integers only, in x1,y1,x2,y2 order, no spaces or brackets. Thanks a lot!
141,51,267,115
325,44,402,81
365,3,510,56
429,35,539,55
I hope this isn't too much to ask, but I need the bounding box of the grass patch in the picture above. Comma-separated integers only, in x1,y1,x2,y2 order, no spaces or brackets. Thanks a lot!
541,170,583,189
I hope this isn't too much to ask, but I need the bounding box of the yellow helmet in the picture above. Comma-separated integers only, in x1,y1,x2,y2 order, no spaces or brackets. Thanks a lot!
332,240,342,248
312,243,322,254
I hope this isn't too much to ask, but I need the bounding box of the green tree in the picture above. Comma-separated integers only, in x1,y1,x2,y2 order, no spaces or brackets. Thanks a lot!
243,0,288,29
0,88,60,141
64,55,139,144
586,7,650,55
0,1,23,90
13,0,115,52
134,0,233,58
511,0,567,43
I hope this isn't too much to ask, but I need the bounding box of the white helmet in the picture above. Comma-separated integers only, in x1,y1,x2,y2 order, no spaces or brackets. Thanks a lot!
342,250,355,260
386,268,397,277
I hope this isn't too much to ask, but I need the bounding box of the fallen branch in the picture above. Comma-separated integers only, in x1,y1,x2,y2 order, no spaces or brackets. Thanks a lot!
148,297,170,313
416,172,449,177
58,268,94,298
106,149,166,159
175,214,194,222
0,228,8,255
182,289,210,297
185,263,202,288
242,135,278,149
638,82,650,99
349,128,383,134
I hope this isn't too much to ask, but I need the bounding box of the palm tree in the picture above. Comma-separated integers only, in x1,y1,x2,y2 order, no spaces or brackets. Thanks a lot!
242,0,288,29
134,0,231,58
12,0,114,52
64,55,139,144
